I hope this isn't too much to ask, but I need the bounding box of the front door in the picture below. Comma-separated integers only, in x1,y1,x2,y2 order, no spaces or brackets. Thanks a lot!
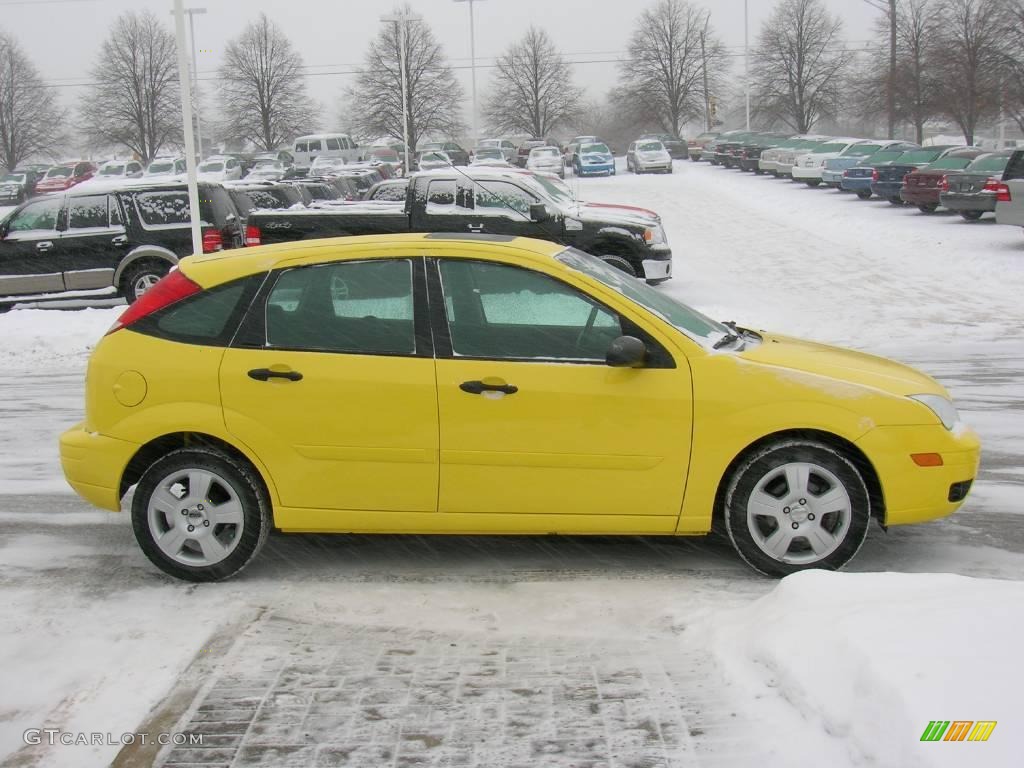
0,196,65,296
219,256,439,524
464,178,546,239
430,257,692,529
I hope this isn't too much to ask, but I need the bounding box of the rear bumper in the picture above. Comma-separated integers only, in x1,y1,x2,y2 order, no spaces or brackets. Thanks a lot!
792,166,824,180
872,181,903,198
939,193,996,213
841,177,873,192
856,423,981,526
821,169,845,184
59,424,138,511
900,187,940,205
636,161,672,172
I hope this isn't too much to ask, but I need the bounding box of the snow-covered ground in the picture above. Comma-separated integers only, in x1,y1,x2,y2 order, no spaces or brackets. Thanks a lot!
1,160,1022,767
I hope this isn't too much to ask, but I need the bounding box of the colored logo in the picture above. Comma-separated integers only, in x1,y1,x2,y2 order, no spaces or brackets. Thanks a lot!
920,721,997,742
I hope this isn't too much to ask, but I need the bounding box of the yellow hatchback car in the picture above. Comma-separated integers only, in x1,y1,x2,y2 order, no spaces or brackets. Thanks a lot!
60,234,979,581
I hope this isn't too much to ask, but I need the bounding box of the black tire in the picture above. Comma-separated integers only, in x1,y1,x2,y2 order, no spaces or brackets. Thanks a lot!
119,260,171,304
724,439,871,577
598,254,637,277
131,447,271,582
856,189,873,200
959,210,983,221
754,168,765,175
888,197,905,206
918,204,938,214
805,179,821,187
0,303,12,314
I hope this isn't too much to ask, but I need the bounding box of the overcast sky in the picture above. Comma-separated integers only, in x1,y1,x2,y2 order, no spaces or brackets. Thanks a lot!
5,0,880,131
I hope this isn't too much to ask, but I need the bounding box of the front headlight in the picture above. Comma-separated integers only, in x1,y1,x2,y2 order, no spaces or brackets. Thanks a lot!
908,394,959,430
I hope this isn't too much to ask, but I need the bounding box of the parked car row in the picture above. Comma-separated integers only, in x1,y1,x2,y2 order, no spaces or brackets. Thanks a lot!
693,129,1024,229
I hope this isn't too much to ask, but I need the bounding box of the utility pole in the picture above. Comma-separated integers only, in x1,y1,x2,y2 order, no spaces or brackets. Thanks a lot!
454,0,485,145
888,0,896,139
381,10,420,175
169,7,206,160
744,0,750,131
699,19,711,133
172,0,202,256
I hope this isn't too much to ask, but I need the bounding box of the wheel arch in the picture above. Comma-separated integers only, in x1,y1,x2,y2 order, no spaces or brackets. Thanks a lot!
113,246,179,287
119,431,277,511
711,428,885,531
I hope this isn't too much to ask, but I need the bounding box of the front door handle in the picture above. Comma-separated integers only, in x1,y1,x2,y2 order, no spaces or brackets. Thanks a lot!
248,368,303,382
460,380,518,395
111,235,127,246
35,241,53,252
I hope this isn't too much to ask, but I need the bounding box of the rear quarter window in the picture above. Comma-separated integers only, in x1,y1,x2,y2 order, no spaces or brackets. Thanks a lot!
132,275,261,346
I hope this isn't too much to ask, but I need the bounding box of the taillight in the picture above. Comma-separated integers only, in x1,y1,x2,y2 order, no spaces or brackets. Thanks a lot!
902,173,911,185
202,227,223,253
871,168,879,181
107,270,201,334
245,224,261,247
994,182,1011,203
939,175,949,192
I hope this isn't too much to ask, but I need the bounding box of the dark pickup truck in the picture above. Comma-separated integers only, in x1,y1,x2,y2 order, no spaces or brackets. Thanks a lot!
249,168,673,282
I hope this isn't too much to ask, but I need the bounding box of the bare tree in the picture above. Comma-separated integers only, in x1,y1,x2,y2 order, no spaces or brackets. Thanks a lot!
80,10,180,163
931,0,1011,145
862,0,899,138
0,31,65,169
1000,0,1024,134
483,27,582,137
347,5,463,150
617,0,725,137
752,0,855,133
218,14,319,151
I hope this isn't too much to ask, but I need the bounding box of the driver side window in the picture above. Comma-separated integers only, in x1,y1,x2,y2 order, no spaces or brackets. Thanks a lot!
439,260,621,361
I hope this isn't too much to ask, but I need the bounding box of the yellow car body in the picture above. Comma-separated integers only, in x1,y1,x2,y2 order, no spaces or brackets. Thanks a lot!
60,234,979,577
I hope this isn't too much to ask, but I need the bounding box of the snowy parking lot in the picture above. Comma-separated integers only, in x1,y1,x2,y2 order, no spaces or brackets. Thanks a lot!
1,161,1022,768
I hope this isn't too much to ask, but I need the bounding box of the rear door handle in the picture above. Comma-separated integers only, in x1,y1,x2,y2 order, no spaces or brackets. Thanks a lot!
248,368,303,382
111,235,127,246
460,380,518,395
467,223,484,232
35,241,53,252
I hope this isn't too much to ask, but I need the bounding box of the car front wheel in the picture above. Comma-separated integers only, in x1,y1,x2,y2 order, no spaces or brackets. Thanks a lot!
724,440,871,577
132,447,270,582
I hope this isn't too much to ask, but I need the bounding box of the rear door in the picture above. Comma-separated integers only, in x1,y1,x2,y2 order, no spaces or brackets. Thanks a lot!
219,255,439,522
60,193,126,291
0,196,66,296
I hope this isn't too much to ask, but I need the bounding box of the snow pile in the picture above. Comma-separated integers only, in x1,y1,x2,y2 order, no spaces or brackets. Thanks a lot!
0,307,119,373
690,570,1023,768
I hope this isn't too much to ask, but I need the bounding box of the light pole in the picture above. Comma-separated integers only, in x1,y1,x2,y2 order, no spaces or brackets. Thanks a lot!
170,7,206,160
744,0,750,131
172,0,202,256
454,0,484,145
381,11,420,176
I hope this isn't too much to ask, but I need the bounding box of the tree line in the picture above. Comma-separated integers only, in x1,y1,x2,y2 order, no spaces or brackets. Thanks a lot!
1,0,1023,169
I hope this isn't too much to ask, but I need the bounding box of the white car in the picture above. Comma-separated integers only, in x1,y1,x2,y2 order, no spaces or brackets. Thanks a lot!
245,160,289,181
995,151,1024,228
310,156,349,176
470,148,511,168
476,138,517,163
526,146,565,178
775,136,831,177
197,156,243,181
145,157,186,178
416,151,451,171
626,140,673,174
791,139,870,186
96,159,144,181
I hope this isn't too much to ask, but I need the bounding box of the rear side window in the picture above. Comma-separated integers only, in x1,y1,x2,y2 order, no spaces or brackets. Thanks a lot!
245,189,294,210
371,183,407,202
326,138,341,150
135,192,191,227
426,180,455,210
308,140,323,152
294,142,308,153
133,276,259,346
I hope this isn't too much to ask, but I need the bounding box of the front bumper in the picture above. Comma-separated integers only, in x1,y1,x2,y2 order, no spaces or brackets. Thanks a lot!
641,257,672,283
59,423,139,511
578,162,614,176
792,165,824,180
856,423,980,526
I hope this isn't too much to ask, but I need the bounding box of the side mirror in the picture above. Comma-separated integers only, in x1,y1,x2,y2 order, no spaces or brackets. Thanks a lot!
606,335,647,368
530,203,550,222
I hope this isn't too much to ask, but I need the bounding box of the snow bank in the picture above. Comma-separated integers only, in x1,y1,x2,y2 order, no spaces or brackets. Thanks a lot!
690,570,1023,768
0,307,119,373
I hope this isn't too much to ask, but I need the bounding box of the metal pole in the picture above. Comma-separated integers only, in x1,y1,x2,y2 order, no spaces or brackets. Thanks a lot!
398,21,411,175
188,11,203,160
173,0,203,256
744,0,750,131
469,0,478,143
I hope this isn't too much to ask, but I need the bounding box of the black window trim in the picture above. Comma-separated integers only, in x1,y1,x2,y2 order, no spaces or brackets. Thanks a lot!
232,256,433,359
425,257,675,369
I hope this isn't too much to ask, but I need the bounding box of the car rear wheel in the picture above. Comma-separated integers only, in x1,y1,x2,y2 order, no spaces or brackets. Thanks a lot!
856,190,873,200
918,204,939,214
959,210,983,221
120,261,170,303
132,448,270,582
805,179,821,187
724,439,871,577
598,254,637,277
888,197,905,206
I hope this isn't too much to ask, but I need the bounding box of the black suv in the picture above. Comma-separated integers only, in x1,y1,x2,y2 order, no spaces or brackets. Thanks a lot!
0,181,242,311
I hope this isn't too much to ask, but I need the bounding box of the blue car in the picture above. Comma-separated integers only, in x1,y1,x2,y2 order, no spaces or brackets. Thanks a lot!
870,146,958,204
841,146,921,199
571,141,616,177
825,141,917,188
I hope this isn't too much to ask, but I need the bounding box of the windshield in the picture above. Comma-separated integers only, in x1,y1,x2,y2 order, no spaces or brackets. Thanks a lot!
581,143,610,155
557,248,730,343
638,142,664,152
530,148,560,158
371,149,398,160
813,143,848,154
419,143,442,152
477,140,499,148
928,157,973,170
1,173,25,183
100,164,125,175
475,149,503,159
843,143,880,156
864,151,905,164
896,150,943,164
46,166,73,178
199,162,224,172
966,154,1010,172
519,171,574,204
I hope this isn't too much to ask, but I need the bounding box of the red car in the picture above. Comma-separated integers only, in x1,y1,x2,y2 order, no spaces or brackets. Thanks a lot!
33,161,98,194
900,148,985,213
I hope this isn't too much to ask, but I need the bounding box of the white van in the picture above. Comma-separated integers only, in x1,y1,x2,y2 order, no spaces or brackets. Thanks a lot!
292,133,363,170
